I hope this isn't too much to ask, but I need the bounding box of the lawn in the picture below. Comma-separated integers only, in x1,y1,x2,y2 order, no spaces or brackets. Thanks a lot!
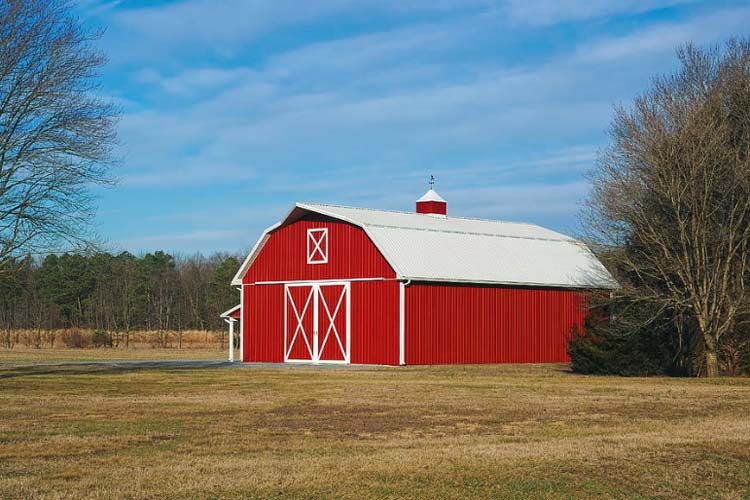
1,362,749,499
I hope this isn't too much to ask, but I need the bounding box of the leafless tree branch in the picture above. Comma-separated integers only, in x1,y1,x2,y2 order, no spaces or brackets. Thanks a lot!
0,0,118,269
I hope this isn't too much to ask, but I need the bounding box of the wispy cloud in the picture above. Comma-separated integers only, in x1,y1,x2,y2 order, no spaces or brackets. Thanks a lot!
575,6,750,62
103,0,490,63
112,3,748,193
133,67,260,98
75,0,123,18
506,0,696,26
83,0,750,252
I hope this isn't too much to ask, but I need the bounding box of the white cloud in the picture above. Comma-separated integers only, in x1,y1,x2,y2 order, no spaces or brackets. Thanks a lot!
134,67,262,98
575,6,750,62
506,0,696,26
430,145,599,181
440,181,591,236
113,1,747,194
93,0,750,252
75,0,123,18
103,0,490,63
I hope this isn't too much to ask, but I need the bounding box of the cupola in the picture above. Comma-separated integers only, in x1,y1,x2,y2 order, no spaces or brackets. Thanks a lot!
416,176,447,215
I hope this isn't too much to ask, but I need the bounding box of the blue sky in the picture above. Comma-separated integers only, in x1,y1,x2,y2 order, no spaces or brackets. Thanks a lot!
77,0,750,255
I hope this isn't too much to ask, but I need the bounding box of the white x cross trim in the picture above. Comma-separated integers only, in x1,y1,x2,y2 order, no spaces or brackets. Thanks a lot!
307,228,328,264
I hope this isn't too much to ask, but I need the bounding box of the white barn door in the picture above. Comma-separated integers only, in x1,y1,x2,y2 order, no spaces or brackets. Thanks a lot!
284,282,350,364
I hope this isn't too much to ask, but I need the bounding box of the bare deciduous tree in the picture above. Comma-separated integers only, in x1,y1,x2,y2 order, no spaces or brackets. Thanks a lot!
585,40,750,377
0,0,118,269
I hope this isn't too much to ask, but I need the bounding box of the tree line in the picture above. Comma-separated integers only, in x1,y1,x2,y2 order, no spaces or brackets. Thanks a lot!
0,251,241,348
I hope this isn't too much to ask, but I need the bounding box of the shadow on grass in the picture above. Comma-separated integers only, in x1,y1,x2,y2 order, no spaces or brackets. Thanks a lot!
0,360,233,379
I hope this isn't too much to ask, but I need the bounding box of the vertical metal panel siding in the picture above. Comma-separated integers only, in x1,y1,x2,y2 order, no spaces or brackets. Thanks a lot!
244,284,284,363
405,283,587,364
416,200,447,215
243,280,400,364
349,280,400,365
243,219,396,284
241,219,399,364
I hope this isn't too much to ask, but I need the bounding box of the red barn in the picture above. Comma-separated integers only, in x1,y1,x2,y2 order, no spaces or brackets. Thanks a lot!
230,188,615,365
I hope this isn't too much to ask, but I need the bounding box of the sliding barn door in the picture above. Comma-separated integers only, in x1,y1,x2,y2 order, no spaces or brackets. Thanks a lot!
284,285,315,362
284,282,350,363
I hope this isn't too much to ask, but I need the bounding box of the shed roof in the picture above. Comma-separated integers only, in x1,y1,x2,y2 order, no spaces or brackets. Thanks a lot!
232,202,617,289
219,304,241,319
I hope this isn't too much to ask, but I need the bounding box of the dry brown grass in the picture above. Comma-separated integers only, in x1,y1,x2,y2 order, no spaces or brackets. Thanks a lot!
0,329,228,364
1,363,749,499
1,329,225,349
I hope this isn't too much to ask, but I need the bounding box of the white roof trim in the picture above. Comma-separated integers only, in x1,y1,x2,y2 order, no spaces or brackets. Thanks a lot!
231,221,281,285
219,304,241,318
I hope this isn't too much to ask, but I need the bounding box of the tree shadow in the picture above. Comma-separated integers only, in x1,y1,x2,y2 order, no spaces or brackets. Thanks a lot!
0,360,232,379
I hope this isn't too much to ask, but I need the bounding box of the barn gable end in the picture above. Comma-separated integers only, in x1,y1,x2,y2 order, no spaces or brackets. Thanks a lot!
237,210,400,365
242,214,396,284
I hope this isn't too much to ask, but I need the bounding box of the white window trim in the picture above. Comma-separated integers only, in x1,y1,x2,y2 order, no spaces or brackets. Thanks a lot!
306,228,328,264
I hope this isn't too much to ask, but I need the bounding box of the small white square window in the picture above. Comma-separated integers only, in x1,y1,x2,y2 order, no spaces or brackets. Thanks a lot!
307,228,328,264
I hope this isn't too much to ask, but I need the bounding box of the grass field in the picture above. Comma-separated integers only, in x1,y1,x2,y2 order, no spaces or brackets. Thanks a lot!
1,362,750,499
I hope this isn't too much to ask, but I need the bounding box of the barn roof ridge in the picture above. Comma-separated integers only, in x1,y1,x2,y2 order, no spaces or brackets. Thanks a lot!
296,202,578,244
298,201,556,230
354,223,576,243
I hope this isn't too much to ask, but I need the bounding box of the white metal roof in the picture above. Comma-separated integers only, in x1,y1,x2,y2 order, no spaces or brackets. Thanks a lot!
232,202,617,289
416,189,446,203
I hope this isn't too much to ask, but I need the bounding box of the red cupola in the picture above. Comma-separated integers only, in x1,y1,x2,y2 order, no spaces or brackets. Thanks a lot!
416,176,447,215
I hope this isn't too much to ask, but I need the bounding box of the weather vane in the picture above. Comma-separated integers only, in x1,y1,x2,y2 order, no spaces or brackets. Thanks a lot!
429,175,435,190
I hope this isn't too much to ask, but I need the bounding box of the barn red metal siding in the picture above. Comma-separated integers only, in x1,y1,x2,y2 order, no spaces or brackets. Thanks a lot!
416,200,447,215
244,283,285,362
349,280,400,365
404,283,587,364
240,217,400,364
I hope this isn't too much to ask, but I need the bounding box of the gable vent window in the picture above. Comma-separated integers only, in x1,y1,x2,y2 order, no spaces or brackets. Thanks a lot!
307,228,328,264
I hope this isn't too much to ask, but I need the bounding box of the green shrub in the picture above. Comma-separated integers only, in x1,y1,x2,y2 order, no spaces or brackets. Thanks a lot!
568,298,690,376
569,326,674,376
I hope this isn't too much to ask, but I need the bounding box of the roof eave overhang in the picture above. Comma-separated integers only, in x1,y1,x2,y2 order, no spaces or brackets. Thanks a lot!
399,276,619,290
231,221,282,285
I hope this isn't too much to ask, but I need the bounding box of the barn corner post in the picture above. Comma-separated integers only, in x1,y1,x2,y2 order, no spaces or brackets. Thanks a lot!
219,303,242,362
224,318,235,362
399,279,409,366
345,280,352,364
239,284,244,363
